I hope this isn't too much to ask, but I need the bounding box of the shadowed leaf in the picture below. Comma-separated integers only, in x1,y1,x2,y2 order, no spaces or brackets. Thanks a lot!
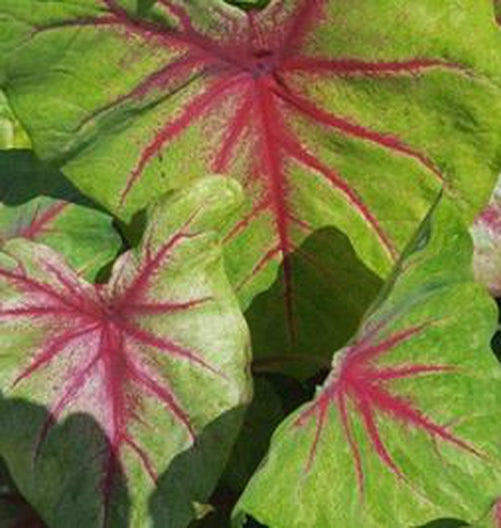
0,457,45,528
247,226,383,377
0,398,131,528
222,377,286,495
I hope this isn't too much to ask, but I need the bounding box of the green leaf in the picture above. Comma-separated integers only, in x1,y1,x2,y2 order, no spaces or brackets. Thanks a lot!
0,91,30,150
0,176,252,527
246,227,383,377
0,457,45,528
233,199,501,527
0,150,122,282
222,377,288,494
1,1,500,369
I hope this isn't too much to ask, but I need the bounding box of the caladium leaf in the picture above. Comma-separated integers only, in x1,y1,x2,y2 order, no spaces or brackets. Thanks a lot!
0,176,251,527
245,226,383,377
0,397,133,528
472,176,501,297
0,458,45,528
0,150,122,282
233,199,501,527
1,1,501,369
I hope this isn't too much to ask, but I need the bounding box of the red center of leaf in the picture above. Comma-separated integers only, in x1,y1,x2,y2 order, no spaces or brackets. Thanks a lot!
295,321,480,494
0,220,220,523
34,0,461,341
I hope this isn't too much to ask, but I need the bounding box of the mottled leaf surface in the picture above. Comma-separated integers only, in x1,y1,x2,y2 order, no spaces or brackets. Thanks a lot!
1,0,501,367
0,177,251,527
0,150,121,282
233,200,501,527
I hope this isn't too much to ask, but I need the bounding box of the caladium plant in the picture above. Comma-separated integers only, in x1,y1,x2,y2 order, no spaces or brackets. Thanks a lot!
0,150,121,282
2,2,501,527
1,0,501,370
234,199,501,527
0,177,251,527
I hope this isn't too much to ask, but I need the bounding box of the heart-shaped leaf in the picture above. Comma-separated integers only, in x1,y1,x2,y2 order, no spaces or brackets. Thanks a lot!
233,199,501,527
0,150,122,282
1,0,501,367
0,176,251,527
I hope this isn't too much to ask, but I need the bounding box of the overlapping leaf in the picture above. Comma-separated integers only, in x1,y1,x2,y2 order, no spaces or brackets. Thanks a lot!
0,150,121,282
233,199,501,527
1,0,501,367
0,177,251,527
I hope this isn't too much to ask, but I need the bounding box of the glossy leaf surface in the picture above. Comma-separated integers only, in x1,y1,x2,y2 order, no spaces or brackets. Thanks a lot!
1,0,501,368
0,150,121,282
0,177,251,527
234,200,501,527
